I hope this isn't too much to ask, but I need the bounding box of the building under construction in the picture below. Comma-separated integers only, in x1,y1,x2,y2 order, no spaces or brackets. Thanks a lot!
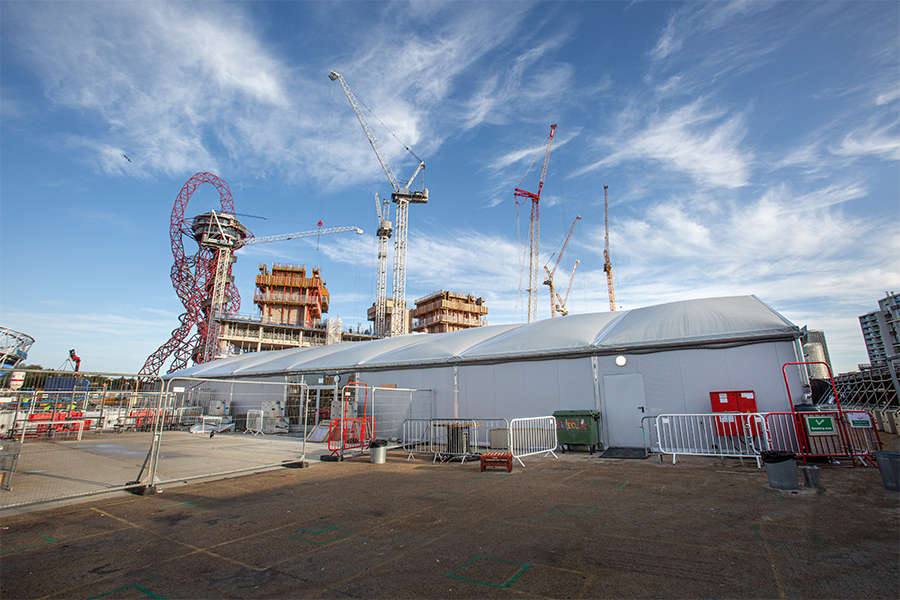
217,263,375,355
410,290,488,334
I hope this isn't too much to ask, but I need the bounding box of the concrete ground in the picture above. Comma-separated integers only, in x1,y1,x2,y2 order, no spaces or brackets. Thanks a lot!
1,439,898,600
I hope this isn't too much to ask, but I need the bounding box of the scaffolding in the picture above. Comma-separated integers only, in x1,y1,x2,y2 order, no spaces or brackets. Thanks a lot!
410,291,488,334
255,263,329,328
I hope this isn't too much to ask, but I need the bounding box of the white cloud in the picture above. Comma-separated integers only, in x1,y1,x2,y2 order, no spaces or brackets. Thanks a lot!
578,99,753,189
831,122,900,161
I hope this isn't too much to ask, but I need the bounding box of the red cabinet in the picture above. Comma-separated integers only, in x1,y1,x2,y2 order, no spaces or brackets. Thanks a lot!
710,390,759,435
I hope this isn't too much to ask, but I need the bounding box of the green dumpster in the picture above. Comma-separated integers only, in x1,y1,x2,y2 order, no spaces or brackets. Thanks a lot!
553,410,601,454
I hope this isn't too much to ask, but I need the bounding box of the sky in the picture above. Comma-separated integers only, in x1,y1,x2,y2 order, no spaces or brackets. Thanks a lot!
1,0,898,376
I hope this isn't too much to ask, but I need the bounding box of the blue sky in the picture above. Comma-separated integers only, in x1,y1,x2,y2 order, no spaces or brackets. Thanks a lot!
1,1,897,375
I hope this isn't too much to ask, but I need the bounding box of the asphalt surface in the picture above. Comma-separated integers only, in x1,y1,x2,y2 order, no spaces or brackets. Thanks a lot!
2,442,898,600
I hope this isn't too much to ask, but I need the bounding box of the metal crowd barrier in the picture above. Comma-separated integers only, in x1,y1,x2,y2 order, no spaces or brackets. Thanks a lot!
401,418,510,463
765,411,881,465
326,417,376,458
244,410,264,435
655,413,767,467
401,419,434,460
509,416,558,467
400,416,558,467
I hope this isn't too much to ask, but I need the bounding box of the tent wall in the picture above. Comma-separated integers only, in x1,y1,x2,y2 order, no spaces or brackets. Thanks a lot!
457,357,597,419
360,367,454,417
359,339,802,451
599,340,802,447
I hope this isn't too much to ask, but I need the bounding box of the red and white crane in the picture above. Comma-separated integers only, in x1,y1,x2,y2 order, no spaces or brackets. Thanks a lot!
515,124,557,323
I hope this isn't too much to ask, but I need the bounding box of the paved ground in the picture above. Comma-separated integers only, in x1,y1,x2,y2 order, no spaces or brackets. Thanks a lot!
2,441,898,600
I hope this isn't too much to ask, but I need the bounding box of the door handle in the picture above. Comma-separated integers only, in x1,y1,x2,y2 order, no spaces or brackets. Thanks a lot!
638,406,645,413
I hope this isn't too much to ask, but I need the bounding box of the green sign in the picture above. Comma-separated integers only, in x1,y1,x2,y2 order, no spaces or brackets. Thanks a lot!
847,412,872,428
805,415,836,436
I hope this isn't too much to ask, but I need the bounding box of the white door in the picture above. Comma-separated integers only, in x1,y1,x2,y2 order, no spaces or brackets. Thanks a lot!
603,374,648,448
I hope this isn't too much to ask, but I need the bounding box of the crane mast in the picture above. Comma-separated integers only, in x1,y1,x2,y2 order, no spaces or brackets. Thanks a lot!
603,185,616,311
515,124,557,322
329,70,427,336
556,260,579,317
543,215,580,317
374,193,392,336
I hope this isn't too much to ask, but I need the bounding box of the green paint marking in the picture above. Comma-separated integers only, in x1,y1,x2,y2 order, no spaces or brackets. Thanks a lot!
418,491,462,501
0,533,57,554
446,556,532,589
591,481,628,489
289,526,353,545
85,584,166,599
161,497,227,510
752,523,824,545
550,504,599,518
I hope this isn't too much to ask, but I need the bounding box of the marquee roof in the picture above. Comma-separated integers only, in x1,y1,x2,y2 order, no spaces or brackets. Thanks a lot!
166,295,799,379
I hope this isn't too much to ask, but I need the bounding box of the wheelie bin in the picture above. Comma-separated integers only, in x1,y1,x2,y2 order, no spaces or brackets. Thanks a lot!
553,410,601,454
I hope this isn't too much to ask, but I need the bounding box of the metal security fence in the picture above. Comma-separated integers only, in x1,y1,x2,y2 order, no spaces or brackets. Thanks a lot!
400,418,512,463
509,416,558,467
654,413,768,467
648,410,882,467
370,387,433,440
153,377,311,484
0,370,164,509
765,411,882,464
0,372,322,509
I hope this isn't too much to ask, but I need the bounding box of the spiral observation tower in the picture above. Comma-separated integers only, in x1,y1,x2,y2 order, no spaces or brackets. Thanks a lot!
140,172,251,376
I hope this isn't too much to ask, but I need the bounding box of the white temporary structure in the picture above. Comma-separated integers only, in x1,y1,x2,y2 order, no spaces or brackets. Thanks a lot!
167,296,806,449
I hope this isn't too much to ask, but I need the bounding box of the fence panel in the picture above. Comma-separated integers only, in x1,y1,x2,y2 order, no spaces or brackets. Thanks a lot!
766,410,881,464
152,377,310,484
430,419,478,462
401,419,434,460
655,413,767,466
509,416,558,467
0,370,164,509
369,387,433,441
470,419,511,452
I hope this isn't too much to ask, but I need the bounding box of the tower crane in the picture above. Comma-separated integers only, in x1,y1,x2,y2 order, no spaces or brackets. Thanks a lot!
515,124,557,323
240,225,363,246
329,70,427,336
603,185,616,312
373,193,392,337
190,211,363,364
543,215,580,317
556,260,579,317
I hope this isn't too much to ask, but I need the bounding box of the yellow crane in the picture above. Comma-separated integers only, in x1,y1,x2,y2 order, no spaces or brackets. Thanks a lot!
603,185,616,311
543,215,580,317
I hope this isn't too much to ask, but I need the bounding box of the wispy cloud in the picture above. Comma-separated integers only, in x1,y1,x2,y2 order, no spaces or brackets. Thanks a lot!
6,1,565,192
572,182,899,316
577,99,753,189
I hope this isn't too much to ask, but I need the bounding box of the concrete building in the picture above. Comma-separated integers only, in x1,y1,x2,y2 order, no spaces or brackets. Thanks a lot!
859,292,899,367
215,263,376,356
410,290,488,334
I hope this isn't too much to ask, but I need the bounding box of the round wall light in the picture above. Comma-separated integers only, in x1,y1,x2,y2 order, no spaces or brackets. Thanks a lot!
615,355,627,367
